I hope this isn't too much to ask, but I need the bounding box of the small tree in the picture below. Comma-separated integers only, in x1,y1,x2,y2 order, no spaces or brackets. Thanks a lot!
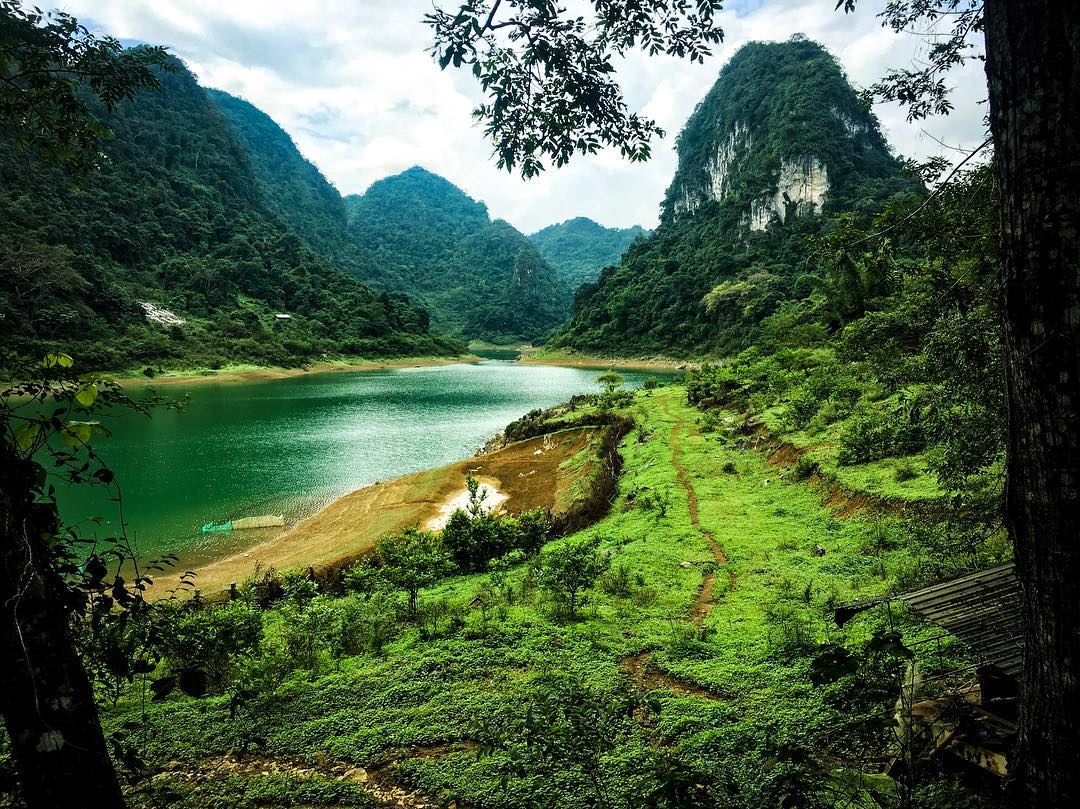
369,529,453,617
539,538,610,621
596,368,624,395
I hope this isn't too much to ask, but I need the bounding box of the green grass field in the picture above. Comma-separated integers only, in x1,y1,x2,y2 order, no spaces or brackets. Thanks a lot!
99,386,991,809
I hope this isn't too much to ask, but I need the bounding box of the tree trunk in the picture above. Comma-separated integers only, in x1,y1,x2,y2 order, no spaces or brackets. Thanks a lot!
983,2,1080,805
0,448,126,809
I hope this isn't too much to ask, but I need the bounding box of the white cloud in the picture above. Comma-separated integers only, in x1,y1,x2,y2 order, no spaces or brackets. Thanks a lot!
64,0,987,232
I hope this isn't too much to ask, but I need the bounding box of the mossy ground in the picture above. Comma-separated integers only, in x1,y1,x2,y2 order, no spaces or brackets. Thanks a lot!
103,386,979,809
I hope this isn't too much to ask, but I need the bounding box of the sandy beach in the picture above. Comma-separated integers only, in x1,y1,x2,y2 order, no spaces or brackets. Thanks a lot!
152,428,596,597
113,354,479,388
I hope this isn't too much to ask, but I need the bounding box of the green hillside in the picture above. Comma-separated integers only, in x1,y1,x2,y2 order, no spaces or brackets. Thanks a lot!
345,167,569,343
529,217,647,292
551,38,921,357
209,95,569,346
0,62,459,373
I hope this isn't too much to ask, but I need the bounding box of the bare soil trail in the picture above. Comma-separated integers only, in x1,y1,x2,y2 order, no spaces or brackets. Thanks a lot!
660,394,726,623
617,393,729,703
618,652,725,701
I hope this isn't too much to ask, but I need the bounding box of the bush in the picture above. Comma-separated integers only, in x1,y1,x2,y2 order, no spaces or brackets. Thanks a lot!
838,400,924,466
893,461,919,482
160,601,263,693
788,387,821,428
442,507,550,572
539,538,610,620
793,454,820,480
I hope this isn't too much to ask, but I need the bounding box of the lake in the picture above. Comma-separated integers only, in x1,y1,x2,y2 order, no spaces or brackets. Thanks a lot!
57,360,671,566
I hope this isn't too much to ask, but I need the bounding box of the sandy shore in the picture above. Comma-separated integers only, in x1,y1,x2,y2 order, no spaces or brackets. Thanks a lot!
152,428,595,597
517,351,697,373
113,355,478,388
424,476,507,531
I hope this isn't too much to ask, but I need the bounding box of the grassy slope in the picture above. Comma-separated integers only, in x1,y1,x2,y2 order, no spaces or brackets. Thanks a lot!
110,386,969,809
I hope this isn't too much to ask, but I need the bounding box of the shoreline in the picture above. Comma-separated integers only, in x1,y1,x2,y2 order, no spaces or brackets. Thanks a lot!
151,429,593,597
517,350,698,373
111,354,480,387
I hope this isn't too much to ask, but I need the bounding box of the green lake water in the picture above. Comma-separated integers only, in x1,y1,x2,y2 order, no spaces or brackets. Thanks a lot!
57,360,671,566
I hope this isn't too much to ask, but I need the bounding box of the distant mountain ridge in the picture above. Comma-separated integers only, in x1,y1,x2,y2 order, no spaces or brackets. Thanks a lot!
529,217,648,292
344,167,568,343
211,90,568,344
550,37,921,357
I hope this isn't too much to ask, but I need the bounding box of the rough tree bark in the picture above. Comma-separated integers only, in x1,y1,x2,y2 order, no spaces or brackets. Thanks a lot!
983,2,1080,805
0,446,126,809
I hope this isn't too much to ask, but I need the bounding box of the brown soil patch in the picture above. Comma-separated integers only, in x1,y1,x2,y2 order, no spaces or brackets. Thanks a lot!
689,574,716,622
767,442,807,468
152,430,594,597
516,351,693,373
143,744,477,809
619,652,724,701
115,355,477,388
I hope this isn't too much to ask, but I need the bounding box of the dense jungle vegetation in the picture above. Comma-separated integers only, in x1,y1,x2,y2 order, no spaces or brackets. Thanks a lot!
0,60,461,374
345,168,568,343
550,39,922,357
528,217,648,293
3,1,1062,805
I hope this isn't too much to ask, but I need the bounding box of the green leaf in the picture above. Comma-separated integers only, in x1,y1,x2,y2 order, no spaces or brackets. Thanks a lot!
14,422,41,451
42,352,73,368
75,384,98,407
60,421,94,447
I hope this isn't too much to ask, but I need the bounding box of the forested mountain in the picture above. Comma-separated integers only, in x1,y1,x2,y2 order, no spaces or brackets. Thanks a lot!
528,217,648,292
211,96,565,344
551,37,921,356
0,60,460,373
345,167,568,343
207,90,353,267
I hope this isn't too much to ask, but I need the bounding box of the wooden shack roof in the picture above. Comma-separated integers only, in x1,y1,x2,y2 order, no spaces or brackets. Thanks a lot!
897,562,1023,678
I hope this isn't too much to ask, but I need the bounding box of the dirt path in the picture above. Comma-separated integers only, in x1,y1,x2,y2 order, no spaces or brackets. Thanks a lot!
661,395,726,623
619,652,724,701
145,743,477,809
616,393,728,704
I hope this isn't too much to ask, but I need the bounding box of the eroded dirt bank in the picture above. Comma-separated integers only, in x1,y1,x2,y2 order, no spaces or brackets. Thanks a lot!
153,429,595,596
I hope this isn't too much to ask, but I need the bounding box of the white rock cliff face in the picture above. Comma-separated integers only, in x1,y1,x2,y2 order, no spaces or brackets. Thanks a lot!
671,121,829,231
749,156,829,232
673,121,752,217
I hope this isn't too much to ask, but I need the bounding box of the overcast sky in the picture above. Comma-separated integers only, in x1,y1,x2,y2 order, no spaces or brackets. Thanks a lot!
64,0,987,233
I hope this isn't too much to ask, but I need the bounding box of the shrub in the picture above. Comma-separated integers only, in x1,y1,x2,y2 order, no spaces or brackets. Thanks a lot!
788,387,821,428
160,601,263,693
793,454,820,480
539,538,610,620
838,401,924,466
600,563,633,597
893,461,918,482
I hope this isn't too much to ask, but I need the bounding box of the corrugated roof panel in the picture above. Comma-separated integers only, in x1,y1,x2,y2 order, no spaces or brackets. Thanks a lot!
897,562,1023,678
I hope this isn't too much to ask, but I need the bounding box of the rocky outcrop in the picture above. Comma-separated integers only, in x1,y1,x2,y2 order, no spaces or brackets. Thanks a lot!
673,121,753,216
748,156,830,231
672,130,830,232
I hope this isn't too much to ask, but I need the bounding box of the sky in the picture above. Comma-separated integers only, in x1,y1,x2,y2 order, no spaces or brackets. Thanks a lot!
63,0,988,234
